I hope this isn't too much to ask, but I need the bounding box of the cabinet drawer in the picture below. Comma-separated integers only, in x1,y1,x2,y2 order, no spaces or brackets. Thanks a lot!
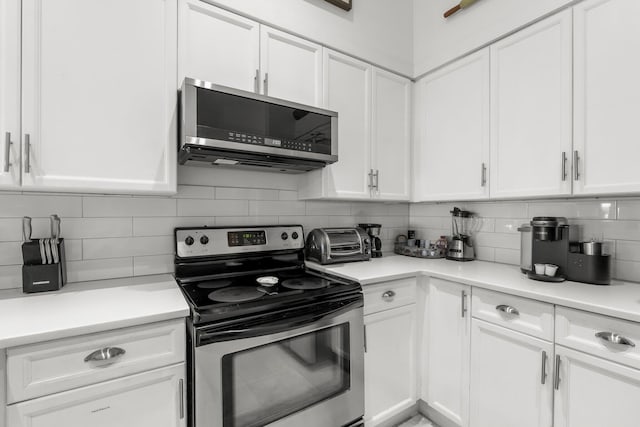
7,319,185,403
471,288,554,341
364,278,416,315
556,307,640,370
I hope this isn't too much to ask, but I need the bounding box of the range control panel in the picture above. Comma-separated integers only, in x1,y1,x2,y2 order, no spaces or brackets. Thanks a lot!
176,225,304,258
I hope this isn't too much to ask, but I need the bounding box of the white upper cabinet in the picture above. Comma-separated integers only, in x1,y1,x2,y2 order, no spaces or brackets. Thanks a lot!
0,0,21,190
178,0,259,92
413,49,490,202
20,0,177,194
371,67,411,201
260,26,323,107
490,10,573,199
573,0,640,195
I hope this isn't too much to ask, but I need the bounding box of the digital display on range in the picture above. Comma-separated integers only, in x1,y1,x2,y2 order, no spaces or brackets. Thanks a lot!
227,230,267,247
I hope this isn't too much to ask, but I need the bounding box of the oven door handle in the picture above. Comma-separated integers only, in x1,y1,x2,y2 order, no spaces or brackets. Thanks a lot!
196,298,361,346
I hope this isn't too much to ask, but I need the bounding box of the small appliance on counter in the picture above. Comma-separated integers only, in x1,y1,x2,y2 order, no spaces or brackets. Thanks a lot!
446,207,478,262
305,227,371,265
525,216,611,285
358,223,382,258
21,215,67,293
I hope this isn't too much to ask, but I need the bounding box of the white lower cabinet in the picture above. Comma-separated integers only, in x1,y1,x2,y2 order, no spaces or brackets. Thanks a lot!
364,279,417,426
469,319,553,427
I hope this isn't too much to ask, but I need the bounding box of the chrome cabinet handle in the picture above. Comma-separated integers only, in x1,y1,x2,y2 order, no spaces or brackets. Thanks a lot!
541,351,548,385
374,169,380,192
254,69,260,93
561,151,567,181
3,132,11,172
381,290,395,301
179,379,185,419
461,290,467,318
368,169,374,190
480,163,487,186
263,72,269,95
363,325,367,353
574,150,580,180
24,134,31,174
496,304,520,316
595,331,636,348
84,347,126,362
554,355,561,390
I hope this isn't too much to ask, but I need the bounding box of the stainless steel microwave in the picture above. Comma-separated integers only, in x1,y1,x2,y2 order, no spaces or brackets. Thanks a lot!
179,78,338,173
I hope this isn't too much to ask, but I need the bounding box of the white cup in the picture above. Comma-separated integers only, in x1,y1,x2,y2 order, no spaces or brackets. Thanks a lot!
544,264,559,277
534,264,545,275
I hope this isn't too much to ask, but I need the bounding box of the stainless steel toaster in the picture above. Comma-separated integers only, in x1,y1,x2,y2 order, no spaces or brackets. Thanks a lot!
305,227,371,265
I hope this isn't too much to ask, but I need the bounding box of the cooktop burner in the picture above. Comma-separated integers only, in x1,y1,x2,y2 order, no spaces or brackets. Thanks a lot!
281,277,329,290
208,286,264,303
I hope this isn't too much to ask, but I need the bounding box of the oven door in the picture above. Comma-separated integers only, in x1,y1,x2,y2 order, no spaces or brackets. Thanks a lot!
193,297,364,427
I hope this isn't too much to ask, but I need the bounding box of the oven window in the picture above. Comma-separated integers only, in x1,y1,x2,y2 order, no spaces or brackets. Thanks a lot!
221,323,350,427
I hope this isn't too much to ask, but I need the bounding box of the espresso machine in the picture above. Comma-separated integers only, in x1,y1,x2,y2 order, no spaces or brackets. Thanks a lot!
358,223,383,258
446,208,477,262
529,216,611,285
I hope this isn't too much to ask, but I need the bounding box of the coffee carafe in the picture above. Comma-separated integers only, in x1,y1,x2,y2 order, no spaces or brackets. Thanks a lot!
446,207,477,262
358,223,382,258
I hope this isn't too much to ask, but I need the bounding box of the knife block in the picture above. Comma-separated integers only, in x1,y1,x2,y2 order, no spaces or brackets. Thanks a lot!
22,239,67,293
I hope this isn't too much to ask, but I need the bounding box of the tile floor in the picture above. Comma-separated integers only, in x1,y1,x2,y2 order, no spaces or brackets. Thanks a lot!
395,414,438,427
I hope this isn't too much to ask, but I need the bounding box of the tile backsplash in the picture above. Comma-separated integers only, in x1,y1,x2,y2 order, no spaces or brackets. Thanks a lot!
410,199,640,283
0,167,409,290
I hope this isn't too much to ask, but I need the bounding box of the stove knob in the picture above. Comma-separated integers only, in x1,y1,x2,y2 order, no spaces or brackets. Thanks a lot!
200,235,209,245
291,232,299,240
281,232,289,240
185,236,195,246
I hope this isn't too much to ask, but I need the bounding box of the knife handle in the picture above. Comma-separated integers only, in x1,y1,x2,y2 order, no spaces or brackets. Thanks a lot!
50,214,61,240
23,216,32,242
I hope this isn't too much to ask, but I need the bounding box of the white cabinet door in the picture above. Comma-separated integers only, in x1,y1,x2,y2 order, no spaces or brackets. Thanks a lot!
490,10,573,199
371,67,411,201
413,50,490,202
21,0,177,195
364,304,417,426
424,278,470,427
469,319,553,427
7,364,186,427
554,345,640,427
573,0,640,194
0,0,21,190
260,26,322,107
178,0,259,92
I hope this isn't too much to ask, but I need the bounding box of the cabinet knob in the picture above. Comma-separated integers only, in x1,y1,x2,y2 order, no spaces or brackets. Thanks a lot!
495,304,520,316
381,290,395,301
84,346,126,363
595,331,635,348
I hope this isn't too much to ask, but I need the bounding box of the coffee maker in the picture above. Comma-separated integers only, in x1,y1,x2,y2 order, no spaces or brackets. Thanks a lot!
529,216,611,285
358,223,382,258
446,207,477,262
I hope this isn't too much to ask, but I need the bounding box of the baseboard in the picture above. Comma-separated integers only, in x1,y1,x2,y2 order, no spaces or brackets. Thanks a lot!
417,400,460,427
369,402,420,427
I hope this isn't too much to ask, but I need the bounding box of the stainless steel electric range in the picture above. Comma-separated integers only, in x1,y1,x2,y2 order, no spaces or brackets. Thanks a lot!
174,225,364,427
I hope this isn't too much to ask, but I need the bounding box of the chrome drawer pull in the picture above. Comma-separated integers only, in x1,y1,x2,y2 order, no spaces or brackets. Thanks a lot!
496,305,520,316
4,132,11,172
541,351,548,385
554,355,561,390
84,347,126,362
382,290,395,301
595,332,636,348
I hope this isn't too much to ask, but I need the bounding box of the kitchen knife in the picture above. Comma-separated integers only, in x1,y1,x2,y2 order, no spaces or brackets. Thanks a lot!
22,216,32,242
39,239,46,265
50,215,61,263
444,0,479,18
44,238,52,264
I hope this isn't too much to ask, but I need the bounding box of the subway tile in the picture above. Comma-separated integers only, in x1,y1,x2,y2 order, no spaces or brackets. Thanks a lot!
66,258,133,283
83,236,173,260
528,200,616,220
177,199,248,217
387,204,410,216
64,239,83,261
305,201,351,216
351,202,393,216
0,265,21,289
495,219,529,234
327,216,360,227
613,260,640,283
214,216,279,227
475,246,496,262
464,202,528,219
0,242,22,265
134,255,173,276
174,185,215,199
617,200,640,220
216,187,279,200
133,217,212,236
0,218,23,241
178,165,298,190
83,197,176,217
0,195,82,218
410,216,446,229
494,248,520,266
613,240,640,262
249,201,306,216
477,218,496,233
410,203,455,217
602,221,640,241
278,216,329,235
43,218,132,239
278,190,298,201
474,232,520,250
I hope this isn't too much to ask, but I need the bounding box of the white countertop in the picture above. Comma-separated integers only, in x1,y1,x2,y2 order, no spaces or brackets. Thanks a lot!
0,274,189,348
307,256,640,323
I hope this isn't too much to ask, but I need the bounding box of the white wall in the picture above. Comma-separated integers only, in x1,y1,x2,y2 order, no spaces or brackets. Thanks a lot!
206,0,414,76
413,0,573,76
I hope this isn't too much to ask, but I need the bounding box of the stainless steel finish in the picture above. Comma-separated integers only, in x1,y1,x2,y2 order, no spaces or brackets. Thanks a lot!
574,150,580,180
368,169,374,190
3,132,11,172
382,290,396,301
254,69,259,93
481,163,487,186
582,241,604,256
305,227,371,265
84,347,126,362
374,169,380,192
363,324,367,353
541,351,548,385
50,215,61,264
22,216,32,242
518,224,532,273
263,72,269,95
24,134,31,174
496,304,520,316
179,379,185,419
554,355,561,390
595,331,636,347
176,225,304,258
531,217,568,241
461,291,467,318
561,151,568,181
